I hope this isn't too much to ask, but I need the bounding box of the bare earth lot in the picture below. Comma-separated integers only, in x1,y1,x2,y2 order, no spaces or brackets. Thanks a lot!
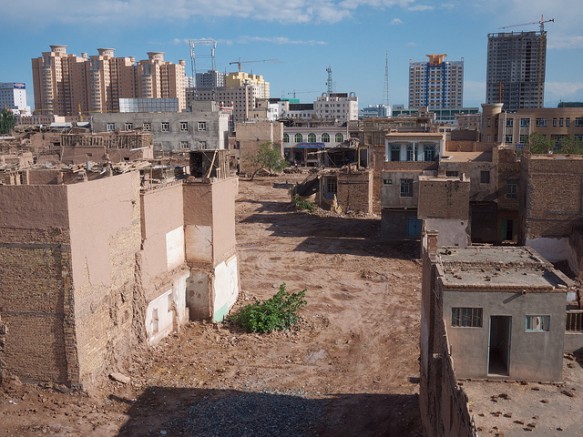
0,176,423,436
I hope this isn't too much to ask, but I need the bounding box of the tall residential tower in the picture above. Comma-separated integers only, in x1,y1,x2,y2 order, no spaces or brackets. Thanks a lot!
486,31,547,111
408,54,464,110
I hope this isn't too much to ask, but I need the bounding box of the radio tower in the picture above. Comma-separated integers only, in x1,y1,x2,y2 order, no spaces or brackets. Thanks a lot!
326,66,334,93
383,50,390,107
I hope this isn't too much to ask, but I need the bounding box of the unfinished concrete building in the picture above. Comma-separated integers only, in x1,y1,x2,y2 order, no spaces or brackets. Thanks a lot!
0,154,239,388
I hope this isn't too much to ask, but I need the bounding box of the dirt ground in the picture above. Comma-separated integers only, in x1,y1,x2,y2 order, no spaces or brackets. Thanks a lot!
0,175,423,436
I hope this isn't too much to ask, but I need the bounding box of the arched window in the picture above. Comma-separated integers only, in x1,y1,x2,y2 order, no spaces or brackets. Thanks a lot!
335,133,344,143
294,133,303,143
321,133,330,142
283,133,289,143
308,133,317,143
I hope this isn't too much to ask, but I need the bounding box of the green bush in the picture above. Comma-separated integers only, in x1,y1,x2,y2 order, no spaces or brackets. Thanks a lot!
230,283,307,333
292,194,315,212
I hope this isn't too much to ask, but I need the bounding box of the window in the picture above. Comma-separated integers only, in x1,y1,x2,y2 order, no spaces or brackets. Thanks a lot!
446,170,459,177
480,170,490,184
294,133,303,143
566,117,571,127
326,178,337,194
335,133,344,142
525,315,550,332
390,144,400,161
308,133,316,143
576,117,583,127
200,141,208,149
506,179,518,199
423,144,436,161
400,178,413,197
283,133,289,143
406,144,416,161
505,135,513,143
161,122,170,132
321,133,330,143
552,118,558,127
179,141,189,149
505,118,513,127
559,118,564,127
124,122,133,131
383,178,392,185
535,118,547,127
180,122,188,132
106,123,115,132
452,307,483,328
143,122,151,132
198,122,207,131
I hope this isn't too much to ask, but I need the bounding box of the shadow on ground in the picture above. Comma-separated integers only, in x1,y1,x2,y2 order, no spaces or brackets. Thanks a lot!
240,211,419,260
117,387,422,437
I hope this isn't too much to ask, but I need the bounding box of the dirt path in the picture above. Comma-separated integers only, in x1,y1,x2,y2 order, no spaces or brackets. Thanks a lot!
0,176,423,436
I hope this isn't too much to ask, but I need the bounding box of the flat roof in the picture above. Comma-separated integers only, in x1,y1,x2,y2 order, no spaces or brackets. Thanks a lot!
463,359,583,435
436,246,572,292
441,151,493,162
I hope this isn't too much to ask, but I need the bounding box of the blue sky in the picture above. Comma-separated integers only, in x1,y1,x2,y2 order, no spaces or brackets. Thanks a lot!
2,0,583,110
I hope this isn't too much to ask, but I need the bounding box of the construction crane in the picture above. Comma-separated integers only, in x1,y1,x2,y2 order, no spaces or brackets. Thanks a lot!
228,58,277,72
499,14,555,33
287,90,318,98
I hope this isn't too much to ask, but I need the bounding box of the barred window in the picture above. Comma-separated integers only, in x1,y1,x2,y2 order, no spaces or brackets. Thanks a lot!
525,315,550,332
452,307,483,327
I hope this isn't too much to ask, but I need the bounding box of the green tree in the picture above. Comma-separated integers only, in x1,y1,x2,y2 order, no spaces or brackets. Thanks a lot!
249,142,288,180
526,132,552,154
0,109,16,135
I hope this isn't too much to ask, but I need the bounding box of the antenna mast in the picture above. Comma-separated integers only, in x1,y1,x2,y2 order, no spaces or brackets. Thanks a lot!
384,50,390,107
326,66,334,93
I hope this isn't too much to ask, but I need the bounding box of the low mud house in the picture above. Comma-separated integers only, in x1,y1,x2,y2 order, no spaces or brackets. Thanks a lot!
0,154,239,388
419,233,577,435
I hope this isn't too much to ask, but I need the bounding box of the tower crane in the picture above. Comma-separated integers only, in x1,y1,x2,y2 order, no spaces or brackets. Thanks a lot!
287,90,318,98
499,14,555,32
228,58,278,72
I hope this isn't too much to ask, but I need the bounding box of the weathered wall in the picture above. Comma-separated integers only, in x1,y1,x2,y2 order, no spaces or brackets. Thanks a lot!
183,178,239,320
522,154,583,239
423,218,470,248
336,170,373,214
381,209,420,240
0,185,78,385
418,177,470,220
443,290,566,382
236,121,284,175
67,172,142,386
140,182,189,344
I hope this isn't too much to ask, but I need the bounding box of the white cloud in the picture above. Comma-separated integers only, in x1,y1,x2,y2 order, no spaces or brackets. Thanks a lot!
407,5,434,11
238,36,327,46
391,18,404,25
406,42,418,48
545,81,583,102
548,35,583,50
0,0,442,25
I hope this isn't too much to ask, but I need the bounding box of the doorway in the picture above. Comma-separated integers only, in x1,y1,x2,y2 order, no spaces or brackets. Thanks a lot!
488,316,512,376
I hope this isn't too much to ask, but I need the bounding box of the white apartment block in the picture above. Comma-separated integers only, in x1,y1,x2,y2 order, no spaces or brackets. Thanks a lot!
313,93,358,121
0,82,31,115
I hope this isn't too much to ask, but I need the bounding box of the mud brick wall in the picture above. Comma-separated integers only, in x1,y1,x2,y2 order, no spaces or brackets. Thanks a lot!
522,155,583,238
67,172,142,387
337,170,373,214
418,178,470,220
0,185,79,385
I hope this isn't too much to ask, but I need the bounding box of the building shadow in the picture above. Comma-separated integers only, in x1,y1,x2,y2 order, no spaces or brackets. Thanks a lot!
117,386,422,437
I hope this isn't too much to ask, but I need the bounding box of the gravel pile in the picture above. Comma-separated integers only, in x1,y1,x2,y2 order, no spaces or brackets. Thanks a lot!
176,390,325,436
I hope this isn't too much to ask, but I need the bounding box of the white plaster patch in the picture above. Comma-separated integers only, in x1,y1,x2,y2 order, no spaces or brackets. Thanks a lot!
166,227,185,270
145,289,174,346
184,225,213,263
213,255,240,321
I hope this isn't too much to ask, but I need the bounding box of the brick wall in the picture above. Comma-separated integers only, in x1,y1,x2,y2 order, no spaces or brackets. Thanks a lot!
522,155,583,238
418,177,470,220
336,170,373,214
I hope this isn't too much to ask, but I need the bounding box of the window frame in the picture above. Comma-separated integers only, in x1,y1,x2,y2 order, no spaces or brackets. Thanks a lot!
180,121,189,132
525,315,550,332
400,178,413,197
161,121,170,132
451,307,483,328
506,179,518,199
480,170,490,184
198,121,207,131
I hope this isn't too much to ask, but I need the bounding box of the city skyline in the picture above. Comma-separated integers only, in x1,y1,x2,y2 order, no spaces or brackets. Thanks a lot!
2,0,583,110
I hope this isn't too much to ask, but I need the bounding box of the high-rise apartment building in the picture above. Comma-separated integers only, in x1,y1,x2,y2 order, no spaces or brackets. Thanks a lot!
486,31,547,111
189,71,270,125
0,82,31,115
32,45,186,116
408,54,464,110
